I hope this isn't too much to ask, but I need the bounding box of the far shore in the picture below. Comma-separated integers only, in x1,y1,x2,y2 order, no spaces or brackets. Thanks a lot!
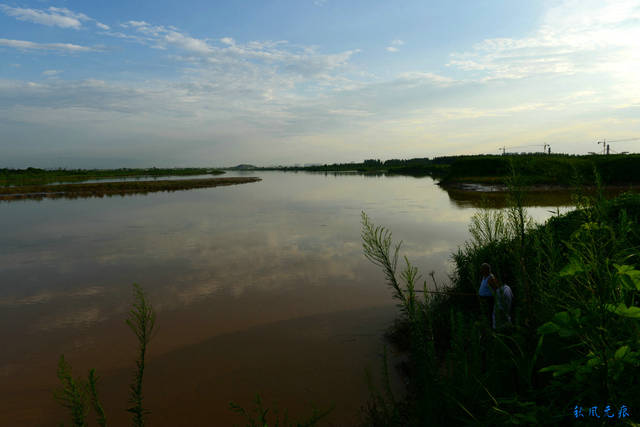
438,181,640,193
0,177,261,201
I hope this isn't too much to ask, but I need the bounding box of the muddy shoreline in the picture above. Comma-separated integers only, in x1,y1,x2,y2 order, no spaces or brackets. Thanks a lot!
0,177,261,201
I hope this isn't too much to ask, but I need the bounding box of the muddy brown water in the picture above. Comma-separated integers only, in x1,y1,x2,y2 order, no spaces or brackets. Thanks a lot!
0,171,585,425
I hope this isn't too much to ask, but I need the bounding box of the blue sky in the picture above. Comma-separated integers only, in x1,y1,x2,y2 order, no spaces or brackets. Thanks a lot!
1,0,639,167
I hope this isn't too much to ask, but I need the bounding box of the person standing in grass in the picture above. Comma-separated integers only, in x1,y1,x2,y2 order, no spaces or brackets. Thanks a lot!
490,278,513,330
478,263,497,325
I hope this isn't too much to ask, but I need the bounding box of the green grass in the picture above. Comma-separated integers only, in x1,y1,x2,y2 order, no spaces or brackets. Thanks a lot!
361,175,640,425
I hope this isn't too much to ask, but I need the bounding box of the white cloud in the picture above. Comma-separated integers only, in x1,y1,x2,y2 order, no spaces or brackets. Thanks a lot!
115,20,360,79
42,69,61,76
165,30,212,54
397,72,455,87
448,0,640,82
124,20,150,27
3,0,638,166
1,5,84,29
0,4,111,31
0,38,96,52
386,39,404,52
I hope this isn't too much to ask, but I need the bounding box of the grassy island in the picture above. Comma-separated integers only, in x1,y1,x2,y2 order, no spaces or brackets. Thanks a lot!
0,167,224,186
0,177,261,201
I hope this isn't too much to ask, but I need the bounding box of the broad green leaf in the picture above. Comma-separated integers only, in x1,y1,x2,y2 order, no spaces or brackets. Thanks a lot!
606,303,640,319
615,264,640,290
539,363,577,377
537,322,559,335
551,311,571,325
586,355,601,368
615,345,630,360
559,261,584,277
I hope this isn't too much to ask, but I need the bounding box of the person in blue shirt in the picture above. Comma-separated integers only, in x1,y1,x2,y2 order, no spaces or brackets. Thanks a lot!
478,263,497,325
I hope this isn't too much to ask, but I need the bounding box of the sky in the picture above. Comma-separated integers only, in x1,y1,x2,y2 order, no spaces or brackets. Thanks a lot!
1,0,639,168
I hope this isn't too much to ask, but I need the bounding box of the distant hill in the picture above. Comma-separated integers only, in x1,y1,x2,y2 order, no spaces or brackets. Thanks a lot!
228,164,257,170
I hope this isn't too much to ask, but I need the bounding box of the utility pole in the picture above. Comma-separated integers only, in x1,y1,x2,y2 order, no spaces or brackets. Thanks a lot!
500,146,506,155
606,144,610,155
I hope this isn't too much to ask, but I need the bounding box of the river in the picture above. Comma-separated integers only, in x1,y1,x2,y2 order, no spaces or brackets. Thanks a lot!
0,171,574,425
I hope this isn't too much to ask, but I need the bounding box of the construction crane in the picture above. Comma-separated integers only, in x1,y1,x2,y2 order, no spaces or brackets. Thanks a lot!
498,144,550,155
597,139,607,155
597,137,640,154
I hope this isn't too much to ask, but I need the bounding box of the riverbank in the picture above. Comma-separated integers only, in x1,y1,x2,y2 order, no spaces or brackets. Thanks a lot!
0,167,224,186
0,177,261,201
439,181,640,192
361,191,640,425
436,153,640,186
248,153,640,188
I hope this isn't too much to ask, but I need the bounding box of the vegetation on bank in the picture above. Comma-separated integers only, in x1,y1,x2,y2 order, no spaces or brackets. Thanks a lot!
252,157,449,176
255,153,640,187
0,177,261,201
0,167,224,186
439,153,640,186
361,173,640,425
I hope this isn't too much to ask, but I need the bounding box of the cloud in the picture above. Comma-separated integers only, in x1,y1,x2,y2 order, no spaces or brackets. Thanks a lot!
1,5,84,29
386,39,404,52
115,20,360,80
0,4,109,30
165,30,212,54
3,0,638,166
0,38,96,52
448,0,640,81
42,69,61,76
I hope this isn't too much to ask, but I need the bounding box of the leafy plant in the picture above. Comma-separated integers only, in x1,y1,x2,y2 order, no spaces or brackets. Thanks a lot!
229,394,332,427
126,284,156,427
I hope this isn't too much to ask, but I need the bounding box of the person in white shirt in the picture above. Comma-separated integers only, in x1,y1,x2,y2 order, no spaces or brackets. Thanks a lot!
489,278,513,330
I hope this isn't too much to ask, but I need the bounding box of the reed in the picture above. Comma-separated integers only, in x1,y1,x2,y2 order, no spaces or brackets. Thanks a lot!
229,394,332,427
126,284,156,427
54,283,156,427
361,171,640,424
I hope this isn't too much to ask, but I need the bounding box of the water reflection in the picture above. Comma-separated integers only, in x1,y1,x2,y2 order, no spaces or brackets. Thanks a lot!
443,185,633,208
0,171,581,425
